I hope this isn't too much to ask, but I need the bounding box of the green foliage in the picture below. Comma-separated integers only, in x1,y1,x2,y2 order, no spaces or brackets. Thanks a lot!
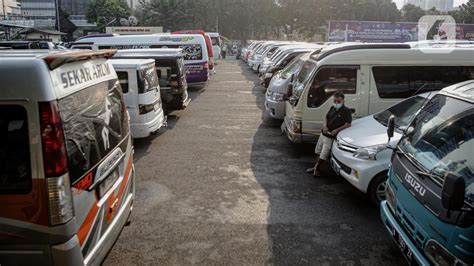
132,0,473,40
453,0,474,23
86,0,132,31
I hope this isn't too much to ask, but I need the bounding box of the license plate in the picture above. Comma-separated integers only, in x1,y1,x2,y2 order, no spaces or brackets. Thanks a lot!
97,169,120,198
391,228,418,265
330,158,341,175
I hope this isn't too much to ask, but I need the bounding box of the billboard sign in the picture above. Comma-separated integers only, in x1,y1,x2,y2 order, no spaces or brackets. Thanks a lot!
328,20,474,43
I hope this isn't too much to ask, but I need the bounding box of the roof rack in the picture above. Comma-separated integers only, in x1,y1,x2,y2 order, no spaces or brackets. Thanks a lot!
313,43,411,61
42,49,116,70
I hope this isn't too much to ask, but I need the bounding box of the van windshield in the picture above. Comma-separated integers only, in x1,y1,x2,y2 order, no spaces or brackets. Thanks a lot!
373,95,427,129
58,79,129,184
292,61,317,98
398,94,474,204
281,57,304,79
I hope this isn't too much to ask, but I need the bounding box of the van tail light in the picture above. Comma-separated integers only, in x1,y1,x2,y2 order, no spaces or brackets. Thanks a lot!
204,62,209,70
39,101,68,177
47,176,74,225
209,58,214,70
39,101,74,225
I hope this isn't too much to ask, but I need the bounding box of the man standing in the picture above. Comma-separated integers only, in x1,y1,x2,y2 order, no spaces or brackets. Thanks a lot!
221,44,227,59
306,92,352,177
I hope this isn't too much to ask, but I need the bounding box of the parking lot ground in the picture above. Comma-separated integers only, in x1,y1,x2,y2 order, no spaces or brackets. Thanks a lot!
104,59,405,265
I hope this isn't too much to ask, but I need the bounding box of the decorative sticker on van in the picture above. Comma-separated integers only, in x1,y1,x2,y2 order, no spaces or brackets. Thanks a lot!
51,59,116,98
159,36,194,42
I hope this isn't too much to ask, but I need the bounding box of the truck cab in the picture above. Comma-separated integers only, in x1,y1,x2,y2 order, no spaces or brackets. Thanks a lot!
381,80,474,265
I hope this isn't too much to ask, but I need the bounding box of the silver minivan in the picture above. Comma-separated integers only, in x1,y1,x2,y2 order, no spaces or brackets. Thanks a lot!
0,50,135,266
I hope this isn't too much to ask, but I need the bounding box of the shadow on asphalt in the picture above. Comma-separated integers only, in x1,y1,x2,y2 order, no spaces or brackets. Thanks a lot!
240,61,404,264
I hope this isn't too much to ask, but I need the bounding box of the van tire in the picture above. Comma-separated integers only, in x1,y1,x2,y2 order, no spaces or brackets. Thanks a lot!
368,172,388,206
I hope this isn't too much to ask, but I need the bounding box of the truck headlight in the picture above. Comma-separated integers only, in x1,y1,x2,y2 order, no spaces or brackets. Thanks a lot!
353,144,386,160
425,240,465,266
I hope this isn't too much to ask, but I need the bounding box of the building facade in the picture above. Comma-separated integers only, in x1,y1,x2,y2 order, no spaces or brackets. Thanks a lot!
20,0,58,28
404,0,454,12
1,0,21,19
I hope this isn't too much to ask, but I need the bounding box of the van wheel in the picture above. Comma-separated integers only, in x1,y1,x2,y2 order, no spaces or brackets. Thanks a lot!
368,172,388,206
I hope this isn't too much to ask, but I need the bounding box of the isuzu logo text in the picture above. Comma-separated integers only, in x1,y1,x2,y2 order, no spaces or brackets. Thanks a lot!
404,173,426,197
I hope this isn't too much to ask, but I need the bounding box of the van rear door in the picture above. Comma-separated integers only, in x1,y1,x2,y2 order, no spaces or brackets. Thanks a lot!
52,60,134,261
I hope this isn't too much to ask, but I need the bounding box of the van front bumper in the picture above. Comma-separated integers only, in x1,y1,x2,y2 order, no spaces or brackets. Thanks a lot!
331,142,388,193
380,201,431,266
281,117,302,143
265,97,285,120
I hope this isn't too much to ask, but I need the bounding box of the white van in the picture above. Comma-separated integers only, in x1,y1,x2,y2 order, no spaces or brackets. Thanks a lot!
0,50,135,265
282,43,474,143
206,32,221,60
110,59,166,139
71,34,210,87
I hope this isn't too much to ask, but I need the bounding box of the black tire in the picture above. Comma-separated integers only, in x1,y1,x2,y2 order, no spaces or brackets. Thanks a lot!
368,172,388,206
162,102,169,115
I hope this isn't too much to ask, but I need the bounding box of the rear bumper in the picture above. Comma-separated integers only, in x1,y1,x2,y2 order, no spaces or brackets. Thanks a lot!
380,201,431,266
131,111,166,139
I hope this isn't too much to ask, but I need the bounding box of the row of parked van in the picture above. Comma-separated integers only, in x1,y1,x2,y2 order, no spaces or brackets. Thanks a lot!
243,40,474,265
0,31,222,266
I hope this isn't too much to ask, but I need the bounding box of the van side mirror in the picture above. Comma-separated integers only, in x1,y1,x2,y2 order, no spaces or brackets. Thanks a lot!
287,82,293,97
387,115,395,140
442,172,465,211
290,74,295,82
289,95,299,106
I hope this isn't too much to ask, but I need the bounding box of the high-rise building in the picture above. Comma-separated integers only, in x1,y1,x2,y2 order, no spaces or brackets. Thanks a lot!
0,0,21,19
20,0,59,28
404,0,454,12
60,0,89,21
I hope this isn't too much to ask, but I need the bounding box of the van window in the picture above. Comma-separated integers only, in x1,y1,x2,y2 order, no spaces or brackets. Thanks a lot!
0,105,31,194
58,79,129,184
373,66,474,99
211,37,220,46
307,67,357,108
155,59,181,87
117,71,129,93
138,66,159,93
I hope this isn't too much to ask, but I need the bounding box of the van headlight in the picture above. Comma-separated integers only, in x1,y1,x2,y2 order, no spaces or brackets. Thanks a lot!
353,144,386,160
289,118,302,133
424,240,466,266
270,92,286,101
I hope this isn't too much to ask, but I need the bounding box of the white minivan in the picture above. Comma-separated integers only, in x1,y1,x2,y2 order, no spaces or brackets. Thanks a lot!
110,59,166,139
206,32,221,59
331,92,434,204
282,43,474,143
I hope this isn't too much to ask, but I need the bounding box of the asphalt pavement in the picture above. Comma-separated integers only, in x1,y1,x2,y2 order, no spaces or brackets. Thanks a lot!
104,59,405,265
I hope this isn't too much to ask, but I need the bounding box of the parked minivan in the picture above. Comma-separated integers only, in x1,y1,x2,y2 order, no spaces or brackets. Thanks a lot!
0,50,135,265
381,80,474,265
71,34,209,87
111,59,166,139
265,53,309,119
206,32,221,60
113,49,190,113
331,92,434,204
282,43,474,143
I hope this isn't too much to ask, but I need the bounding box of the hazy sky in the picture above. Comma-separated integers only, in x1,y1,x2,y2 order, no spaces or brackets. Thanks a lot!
393,0,468,8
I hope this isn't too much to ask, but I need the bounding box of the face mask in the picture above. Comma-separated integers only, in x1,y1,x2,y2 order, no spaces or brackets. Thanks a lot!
334,103,343,110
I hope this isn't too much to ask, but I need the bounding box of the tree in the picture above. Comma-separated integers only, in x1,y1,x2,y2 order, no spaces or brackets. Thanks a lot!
452,0,474,23
401,3,426,22
87,0,132,31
